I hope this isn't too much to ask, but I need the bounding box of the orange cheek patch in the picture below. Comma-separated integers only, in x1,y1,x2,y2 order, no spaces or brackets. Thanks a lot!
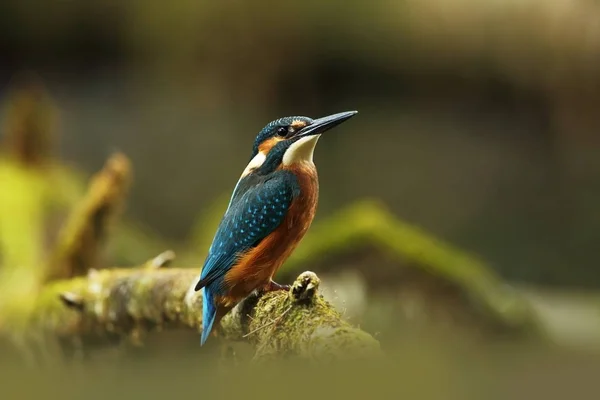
258,137,284,153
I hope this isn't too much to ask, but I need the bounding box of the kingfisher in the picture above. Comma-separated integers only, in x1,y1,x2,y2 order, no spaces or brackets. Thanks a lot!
193,110,357,345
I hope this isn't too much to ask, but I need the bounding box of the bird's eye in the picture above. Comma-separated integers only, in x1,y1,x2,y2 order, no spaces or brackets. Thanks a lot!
276,126,287,136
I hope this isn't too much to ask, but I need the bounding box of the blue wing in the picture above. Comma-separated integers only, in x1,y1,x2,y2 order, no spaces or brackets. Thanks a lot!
196,170,299,345
195,170,299,293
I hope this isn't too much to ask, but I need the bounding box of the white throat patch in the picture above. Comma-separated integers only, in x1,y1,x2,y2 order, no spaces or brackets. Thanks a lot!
225,151,267,213
283,135,320,166
241,151,266,178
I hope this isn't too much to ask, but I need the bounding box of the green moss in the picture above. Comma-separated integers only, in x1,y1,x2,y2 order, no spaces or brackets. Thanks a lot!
272,199,542,335
6,266,379,362
243,283,381,362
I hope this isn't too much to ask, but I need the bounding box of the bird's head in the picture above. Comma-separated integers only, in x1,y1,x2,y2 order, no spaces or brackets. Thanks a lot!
242,110,357,176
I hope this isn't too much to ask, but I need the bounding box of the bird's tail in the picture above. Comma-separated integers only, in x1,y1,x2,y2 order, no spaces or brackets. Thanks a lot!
201,287,217,346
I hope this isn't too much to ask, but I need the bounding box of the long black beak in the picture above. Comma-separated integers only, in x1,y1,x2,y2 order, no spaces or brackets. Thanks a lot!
295,110,358,138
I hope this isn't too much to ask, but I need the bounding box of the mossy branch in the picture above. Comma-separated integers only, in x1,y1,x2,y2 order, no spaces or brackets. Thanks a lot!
221,271,381,362
23,252,380,362
46,153,132,281
279,199,540,332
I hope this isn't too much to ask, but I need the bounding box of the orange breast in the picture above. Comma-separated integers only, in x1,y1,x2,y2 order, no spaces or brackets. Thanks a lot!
222,163,318,305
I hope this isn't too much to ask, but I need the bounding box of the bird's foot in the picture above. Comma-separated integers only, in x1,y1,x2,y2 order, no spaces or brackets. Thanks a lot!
264,280,291,292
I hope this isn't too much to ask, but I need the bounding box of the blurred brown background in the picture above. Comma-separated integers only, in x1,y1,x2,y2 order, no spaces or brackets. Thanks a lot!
3,0,599,288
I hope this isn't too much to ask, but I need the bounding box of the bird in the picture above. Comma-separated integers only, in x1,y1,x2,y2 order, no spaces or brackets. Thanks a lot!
193,110,358,345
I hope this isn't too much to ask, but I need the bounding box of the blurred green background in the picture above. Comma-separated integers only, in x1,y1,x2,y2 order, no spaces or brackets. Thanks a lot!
1,1,600,398
2,0,599,286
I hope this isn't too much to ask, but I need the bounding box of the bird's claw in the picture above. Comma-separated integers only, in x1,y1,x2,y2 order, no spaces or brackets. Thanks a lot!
265,281,291,292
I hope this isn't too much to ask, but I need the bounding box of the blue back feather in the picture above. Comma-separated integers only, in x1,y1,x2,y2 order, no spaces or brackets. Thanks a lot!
197,170,300,344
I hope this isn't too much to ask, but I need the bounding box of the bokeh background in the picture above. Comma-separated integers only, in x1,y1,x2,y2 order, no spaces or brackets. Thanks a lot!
1,1,600,398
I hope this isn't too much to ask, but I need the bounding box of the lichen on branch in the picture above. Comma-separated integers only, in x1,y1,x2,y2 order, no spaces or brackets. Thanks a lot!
222,271,381,362
22,253,380,362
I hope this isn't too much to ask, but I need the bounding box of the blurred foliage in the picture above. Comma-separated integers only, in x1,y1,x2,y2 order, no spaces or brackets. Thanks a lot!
0,76,84,324
282,200,540,333
1,0,591,285
1,1,600,394
2,329,600,400
0,158,83,325
0,72,83,267
106,221,172,267
47,152,132,280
